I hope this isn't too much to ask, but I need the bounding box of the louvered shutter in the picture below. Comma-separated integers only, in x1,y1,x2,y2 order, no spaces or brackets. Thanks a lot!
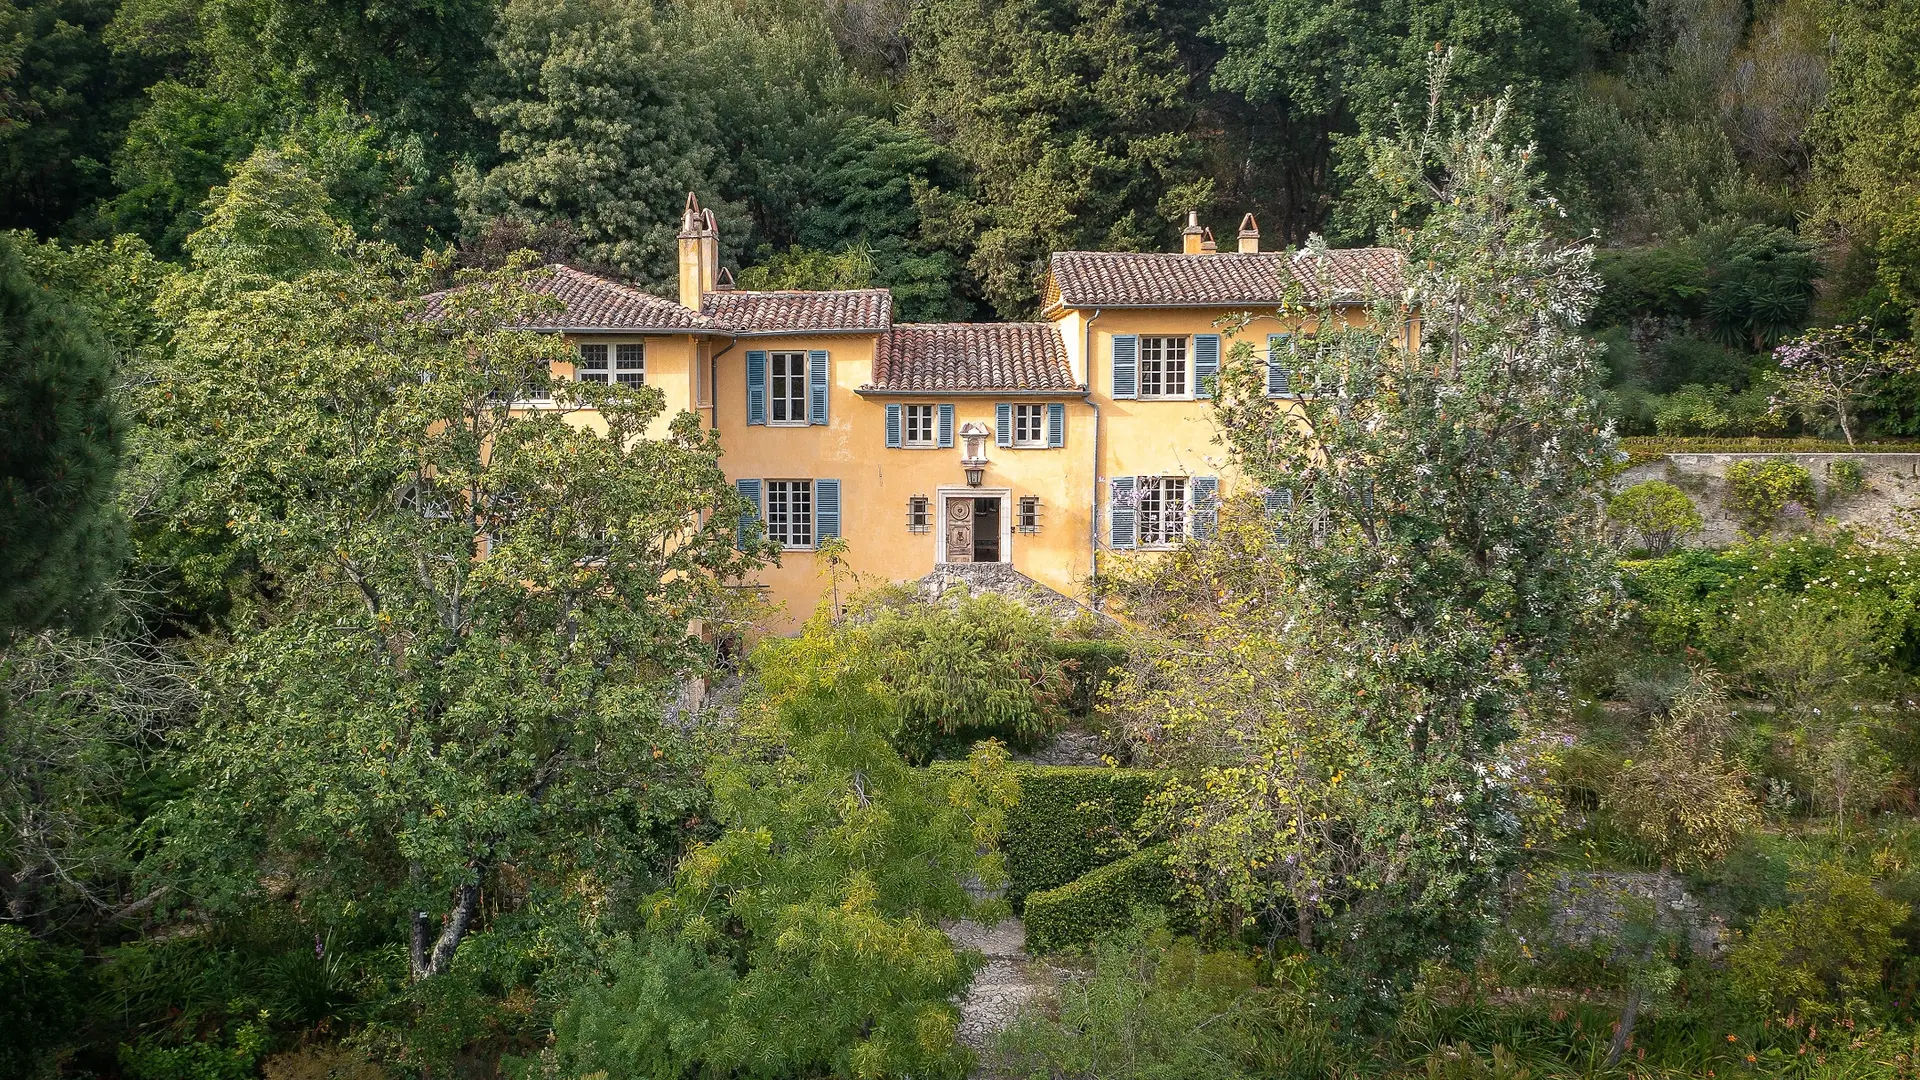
815,479,841,540
1266,334,1291,398
1194,334,1220,399
746,350,768,424
1263,489,1293,543
735,479,762,548
1111,334,1138,399
1046,402,1065,447
885,404,902,448
937,403,955,448
1109,476,1136,548
808,350,829,424
1191,476,1219,539
995,402,1013,447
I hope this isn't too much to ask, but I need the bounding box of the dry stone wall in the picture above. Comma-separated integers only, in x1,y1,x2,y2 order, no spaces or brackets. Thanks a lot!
1616,453,1920,546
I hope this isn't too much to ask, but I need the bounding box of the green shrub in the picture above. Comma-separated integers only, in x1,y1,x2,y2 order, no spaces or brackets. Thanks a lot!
1046,638,1126,717
1653,384,1735,436
997,764,1165,904
1727,860,1907,1018
1024,845,1187,953
0,926,87,1080
1607,481,1703,554
1827,458,1866,497
1724,457,1817,533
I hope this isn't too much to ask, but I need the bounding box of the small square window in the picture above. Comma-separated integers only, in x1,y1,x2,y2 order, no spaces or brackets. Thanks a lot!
1013,404,1046,447
577,343,609,383
907,495,931,532
615,342,644,385
903,404,935,447
1017,496,1040,533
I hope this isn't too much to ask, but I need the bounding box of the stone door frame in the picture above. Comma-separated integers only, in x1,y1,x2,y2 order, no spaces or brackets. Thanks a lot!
935,486,1011,565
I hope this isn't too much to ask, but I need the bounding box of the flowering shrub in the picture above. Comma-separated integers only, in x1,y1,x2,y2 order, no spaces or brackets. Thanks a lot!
1725,457,1816,533
1772,323,1919,446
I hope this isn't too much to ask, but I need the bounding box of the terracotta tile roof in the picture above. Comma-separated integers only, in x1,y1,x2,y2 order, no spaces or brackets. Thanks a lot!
420,265,713,331
1046,248,1404,308
701,289,893,334
865,323,1080,394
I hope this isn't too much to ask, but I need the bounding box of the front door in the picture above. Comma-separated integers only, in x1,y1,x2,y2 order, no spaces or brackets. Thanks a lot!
944,497,974,563
972,497,1001,562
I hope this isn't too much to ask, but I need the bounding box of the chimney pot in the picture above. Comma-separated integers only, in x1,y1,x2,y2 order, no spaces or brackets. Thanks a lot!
1201,227,1217,253
714,266,735,292
1237,212,1260,254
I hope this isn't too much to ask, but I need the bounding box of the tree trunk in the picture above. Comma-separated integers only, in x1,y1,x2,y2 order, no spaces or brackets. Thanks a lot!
1605,983,1643,1068
411,876,484,980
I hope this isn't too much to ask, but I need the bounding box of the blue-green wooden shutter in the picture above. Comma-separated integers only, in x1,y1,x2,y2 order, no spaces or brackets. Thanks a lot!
1109,476,1136,548
1046,402,1065,447
885,404,902,447
937,404,954,448
746,350,768,424
808,350,829,424
1194,334,1220,399
1264,489,1292,543
995,402,1013,447
1191,476,1219,539
735,479,762,547
815,479,840,539
1266,334,1290,398
1111,335,1138,399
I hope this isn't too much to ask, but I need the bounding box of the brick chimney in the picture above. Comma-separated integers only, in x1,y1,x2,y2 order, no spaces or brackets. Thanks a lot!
1180,210,1205,255
1201,227,1217,253
1238,213,1260,254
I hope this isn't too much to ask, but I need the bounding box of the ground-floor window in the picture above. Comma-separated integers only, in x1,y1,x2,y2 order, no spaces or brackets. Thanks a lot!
765,480,813,548
1138,476,1188,546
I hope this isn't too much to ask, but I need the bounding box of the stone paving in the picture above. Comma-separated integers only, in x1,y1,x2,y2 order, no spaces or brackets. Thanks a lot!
942,914,1054,1058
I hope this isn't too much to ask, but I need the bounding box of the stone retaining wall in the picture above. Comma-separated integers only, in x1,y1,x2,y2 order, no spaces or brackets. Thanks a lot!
1616,453,1920,546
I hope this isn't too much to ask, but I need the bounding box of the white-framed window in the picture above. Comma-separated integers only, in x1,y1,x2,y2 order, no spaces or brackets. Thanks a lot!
1013,404,1046,447
765,480,814,548
577,343,609,383
1139,336,1189,399
615,342,644,385
908,495,931,532
903,404,936,447
1017,495,1040,533
770,351,807,424
1138,476,1189,546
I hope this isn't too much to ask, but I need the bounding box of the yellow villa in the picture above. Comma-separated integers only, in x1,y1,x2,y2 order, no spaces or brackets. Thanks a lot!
503,194,1404,629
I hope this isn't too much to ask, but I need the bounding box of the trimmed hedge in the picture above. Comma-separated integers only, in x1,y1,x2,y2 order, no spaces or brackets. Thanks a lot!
1618,435,1920,466
1045,638,1127,716
1023,844,1186,953
1001,764,1165,905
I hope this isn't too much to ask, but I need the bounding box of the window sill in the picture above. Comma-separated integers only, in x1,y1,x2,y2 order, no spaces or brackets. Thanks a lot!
1135,395,1195,403
768,420,812,428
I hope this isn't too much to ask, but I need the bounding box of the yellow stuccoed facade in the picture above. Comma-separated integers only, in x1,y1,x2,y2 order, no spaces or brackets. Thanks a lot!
498,198,1406,632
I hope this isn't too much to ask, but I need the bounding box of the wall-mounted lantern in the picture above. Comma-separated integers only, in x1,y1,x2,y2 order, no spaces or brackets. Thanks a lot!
958,421,990,486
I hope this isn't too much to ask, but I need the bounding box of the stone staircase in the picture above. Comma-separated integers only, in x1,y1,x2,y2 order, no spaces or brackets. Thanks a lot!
916,562,1101,622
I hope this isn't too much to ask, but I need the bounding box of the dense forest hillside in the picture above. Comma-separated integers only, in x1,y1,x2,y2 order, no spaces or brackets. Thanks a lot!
5,0,1920,432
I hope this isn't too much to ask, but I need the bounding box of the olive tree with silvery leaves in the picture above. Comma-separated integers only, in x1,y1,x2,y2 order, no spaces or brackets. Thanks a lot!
1183,64,1616,1003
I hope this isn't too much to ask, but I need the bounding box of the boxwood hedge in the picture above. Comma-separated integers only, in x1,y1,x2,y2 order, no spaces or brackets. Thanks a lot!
1022,843,1187,953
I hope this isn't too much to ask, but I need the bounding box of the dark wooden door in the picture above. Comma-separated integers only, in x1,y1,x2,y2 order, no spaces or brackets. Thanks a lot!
944,497,973,563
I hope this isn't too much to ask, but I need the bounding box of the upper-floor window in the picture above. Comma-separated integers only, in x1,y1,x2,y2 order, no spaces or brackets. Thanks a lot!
1138,476,1188,546
577,344,609,383
1140,336,1188,398
615,343,644,385
770,351,807,424
903,404,936,447
765,479,813,548
1013,403,1046,447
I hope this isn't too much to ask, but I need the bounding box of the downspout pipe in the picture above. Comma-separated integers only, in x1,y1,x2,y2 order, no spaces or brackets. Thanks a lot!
1084,308,1102,601
708,334,738,432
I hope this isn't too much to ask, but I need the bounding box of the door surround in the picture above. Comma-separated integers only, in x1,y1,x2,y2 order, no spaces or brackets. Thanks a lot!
934,486,1011,565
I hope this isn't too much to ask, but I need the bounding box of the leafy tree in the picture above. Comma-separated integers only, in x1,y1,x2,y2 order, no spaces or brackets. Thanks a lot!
1769,321,1920,445
1210,0,1597,243
1603,668,1760,871
1607,481,1703,554
463,0,729,289
1728,859,1909,1019
1700,224,1821,351
147,170,762,980
736,244,877,292
1172,77,1616,1001
0,230,124,634
551,679,1017,1079
905,0,1212,316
